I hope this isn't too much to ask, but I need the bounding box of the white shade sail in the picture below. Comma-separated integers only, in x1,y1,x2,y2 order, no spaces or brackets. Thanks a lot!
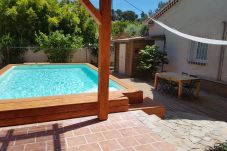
151,18,227,45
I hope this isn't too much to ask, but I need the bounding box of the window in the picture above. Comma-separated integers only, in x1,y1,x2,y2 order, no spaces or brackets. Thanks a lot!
188,41,208,65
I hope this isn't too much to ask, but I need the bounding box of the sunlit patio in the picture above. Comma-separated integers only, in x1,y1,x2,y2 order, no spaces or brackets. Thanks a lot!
0,111,175,151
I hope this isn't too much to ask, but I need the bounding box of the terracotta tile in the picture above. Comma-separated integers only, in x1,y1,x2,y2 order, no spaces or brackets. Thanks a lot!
121,114,135,120
135,144,157,151
25,142,46,151
99,139,121,151
0,130,9,137
119,128,138,137
46,139,67,151
73,127,91,136
36,135,54,142
5,144,25,151
108,116,123,122
64,147,79,151
85,133,104,143
118,121,137,128
78,143,101,151
134,134,156,144
116,147,135,151
46,125,54,131
102,130,122,139
104,123,122,130
90,125,107,133
117,136,139,147
66,136,86,147
12,128,28,135
15,137,36,145
152,142,176,151
133,127,152,134
59,131,74,138
131,120,144,127
149,133,165,142
1,139,16,146
28,126,46,133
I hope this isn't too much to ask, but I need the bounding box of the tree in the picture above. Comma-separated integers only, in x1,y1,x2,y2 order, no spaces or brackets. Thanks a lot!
140,12,148,22
111,9,138,21
0,0,97,46
138,24,149,36
114,9,123,21
0,34,13,65
124,24,140,37
148,10,154,17
138,45,168,77
124,23,149,37
35,31,83,63
121,10,138,21
0,34,25,65
112,21,129,37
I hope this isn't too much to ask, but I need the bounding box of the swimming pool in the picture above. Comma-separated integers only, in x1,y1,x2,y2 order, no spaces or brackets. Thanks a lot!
0,64,124,100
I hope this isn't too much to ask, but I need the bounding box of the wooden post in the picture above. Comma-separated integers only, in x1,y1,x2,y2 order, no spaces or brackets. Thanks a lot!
97,0,112,120
178,81,183,99
195,81,201,98
154,74,159,90
79,0,112,120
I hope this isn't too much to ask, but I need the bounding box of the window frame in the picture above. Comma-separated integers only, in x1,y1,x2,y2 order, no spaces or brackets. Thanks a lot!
188,41,208,65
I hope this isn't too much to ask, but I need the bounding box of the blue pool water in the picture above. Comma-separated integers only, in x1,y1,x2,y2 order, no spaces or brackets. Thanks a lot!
0,64,124,100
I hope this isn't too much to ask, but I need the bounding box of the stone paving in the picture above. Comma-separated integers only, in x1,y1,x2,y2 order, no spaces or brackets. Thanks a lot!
135,110,227,151
0,111,175,151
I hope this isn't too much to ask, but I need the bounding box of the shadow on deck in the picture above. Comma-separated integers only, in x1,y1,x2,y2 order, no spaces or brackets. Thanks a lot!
112,73,227,122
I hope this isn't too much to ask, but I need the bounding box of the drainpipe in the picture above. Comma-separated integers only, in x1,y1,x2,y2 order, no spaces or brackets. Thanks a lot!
217,21,227,81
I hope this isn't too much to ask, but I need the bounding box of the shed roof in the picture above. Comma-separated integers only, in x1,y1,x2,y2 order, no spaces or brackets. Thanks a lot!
112,36,165,43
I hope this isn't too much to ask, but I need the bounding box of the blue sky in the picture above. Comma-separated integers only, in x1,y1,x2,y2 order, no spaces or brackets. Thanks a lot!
90,0,168,16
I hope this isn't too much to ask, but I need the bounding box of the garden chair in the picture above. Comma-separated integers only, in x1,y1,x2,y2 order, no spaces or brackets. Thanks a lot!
182,74,199,98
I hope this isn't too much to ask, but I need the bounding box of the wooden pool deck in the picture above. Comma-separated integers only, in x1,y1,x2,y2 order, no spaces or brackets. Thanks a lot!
0,64,166,127
0,92,130,127
0,64,147,127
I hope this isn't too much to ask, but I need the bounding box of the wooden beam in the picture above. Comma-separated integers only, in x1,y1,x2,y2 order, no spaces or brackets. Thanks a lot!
79,0,102,25
97,0,112,120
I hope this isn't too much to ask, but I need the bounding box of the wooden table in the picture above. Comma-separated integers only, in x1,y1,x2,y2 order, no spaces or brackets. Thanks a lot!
154,72,201,98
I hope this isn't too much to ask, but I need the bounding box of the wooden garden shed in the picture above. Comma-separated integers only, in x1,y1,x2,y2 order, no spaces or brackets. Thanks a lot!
113,36,165,77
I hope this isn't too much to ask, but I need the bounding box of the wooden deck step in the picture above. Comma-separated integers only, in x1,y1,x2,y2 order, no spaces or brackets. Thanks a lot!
0,92,129,127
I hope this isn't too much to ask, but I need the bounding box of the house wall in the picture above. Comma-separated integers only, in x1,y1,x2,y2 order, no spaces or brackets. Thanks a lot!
149,0,227,82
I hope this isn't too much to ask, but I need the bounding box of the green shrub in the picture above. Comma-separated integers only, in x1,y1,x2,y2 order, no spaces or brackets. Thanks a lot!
124,24,140,37
137,45,168,77
207,142,227,151
0,34,25,65
124,23,149,37
112,21,129,37
35,31,83,63
139,24,149,36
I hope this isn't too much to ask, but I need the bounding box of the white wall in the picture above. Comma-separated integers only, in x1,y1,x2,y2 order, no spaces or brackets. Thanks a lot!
149,0,227,82
23,48,115,65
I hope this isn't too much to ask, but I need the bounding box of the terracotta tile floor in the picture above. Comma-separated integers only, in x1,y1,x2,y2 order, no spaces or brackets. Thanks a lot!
0,111,175,151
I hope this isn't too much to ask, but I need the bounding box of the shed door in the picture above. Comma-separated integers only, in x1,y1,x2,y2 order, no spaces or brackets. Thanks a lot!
119,44,126,74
